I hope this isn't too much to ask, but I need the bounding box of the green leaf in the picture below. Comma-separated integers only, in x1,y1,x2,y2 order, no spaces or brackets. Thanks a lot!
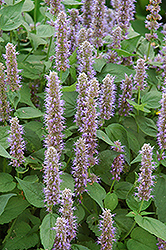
3,221,39,250
0,0,24,31
96,130,116,147
93,58,106,72
8,90,21,110
20,84,35,107
40,213,58,250
22,0,34,12
63,91,77,118
135,115,157,137
97,63,134,83
126,191,151,212
0,173,16,192
18,61,44,79
0,144,13,159
114,182,133,199
0,196,29,224
28,32,47,50
104,192,118,211
0,126,10,149
72,245,90,250
105,123,130,163
24,127,42,152
87,182,106,209
154,174,166,223
141,90,162,109
62,0,82,5
86,214,100,236
135,215,166,241
74,205,85,223
115,49,134,57
62,82,76,92
114,209,134,234
15,177,44,208
60,172,75,192
0,193,16,216
127,99,150,113
14,107,44,119
127,227,158,250
36,24,54,38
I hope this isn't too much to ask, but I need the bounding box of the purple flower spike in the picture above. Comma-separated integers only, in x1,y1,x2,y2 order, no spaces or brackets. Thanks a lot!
118,74,133,116
145,0,162,42
98,209,116,250
111,140,125,181
55,11,70,72
4,43,21,91
105,7,116,35
157,238,166,249
53,217,71,250
92,0,107,48
72,137,89,197
9,117,25,168
135,143,156,201
45,71,65,156
134,58,148,91
77,40,95,79
68,8,80,53
60,188,77,242
99,74,116,123
81,0,94,29
107,26,122,63
157,91,166,150
43,146,61,212
0,63,11,123
50,0,61,15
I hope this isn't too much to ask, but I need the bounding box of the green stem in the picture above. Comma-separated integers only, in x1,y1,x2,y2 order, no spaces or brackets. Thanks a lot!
110,179,116,193
81,202,91,214
34,0,37,34
10,31,12,43
23,48,34,62
2,218,17,244
43,36,53,74
121,221,136,241
138,199,144,213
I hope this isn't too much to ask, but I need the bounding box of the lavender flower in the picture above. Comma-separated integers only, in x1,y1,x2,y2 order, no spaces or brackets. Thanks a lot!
45,71,65,156
110,140,125,181
157,91,166,150
53,217,71,250
4,43,21,91
98,209,116,250
0,63,11,123
99,74,116,123
105,7,116,35
107,26,122,63
145,0,162,42
111,0,119,9
68,8,80,53
72,137,89,197
43,147,61,212
92,0,107,48
55,11,70,71
8,117,25,168
81,0,94,29
118,74,133,116
60,188,77,242
50,0,61,15
77,40,95,79
135,143,155,201
81,78,99,166
134,58,147,91
115,0,136,37
157,238,166,249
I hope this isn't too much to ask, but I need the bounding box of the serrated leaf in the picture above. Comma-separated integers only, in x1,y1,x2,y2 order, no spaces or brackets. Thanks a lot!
36,24,54,38
0,193,16,216
104,192,118,211
135,115,157,137
14,107,44,119
86,214,100,236
0,144,13,159
87,182,106,209
60,172,75,192
0,173,16,192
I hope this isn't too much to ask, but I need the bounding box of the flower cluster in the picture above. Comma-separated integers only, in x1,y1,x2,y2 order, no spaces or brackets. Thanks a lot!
111,140,125,181
107,26,122,63
45,71,65,156
77,27,93,45
145,0,162,42
50,0,61,15
157,91,166,150
134,58,147,91
118,74,133,116
105,7,116,35
43,147,61,212
81,0,94,29
92,0,106,48
77,40,95,79
4,43,21,91
157,238,166,250
72,137,89,197
68,8,80,53
0,63,11,123
135,143,155,201
99,74,116,123
55,11,70,71
98,209,116,250
59,188,77,242
9,117,25,168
